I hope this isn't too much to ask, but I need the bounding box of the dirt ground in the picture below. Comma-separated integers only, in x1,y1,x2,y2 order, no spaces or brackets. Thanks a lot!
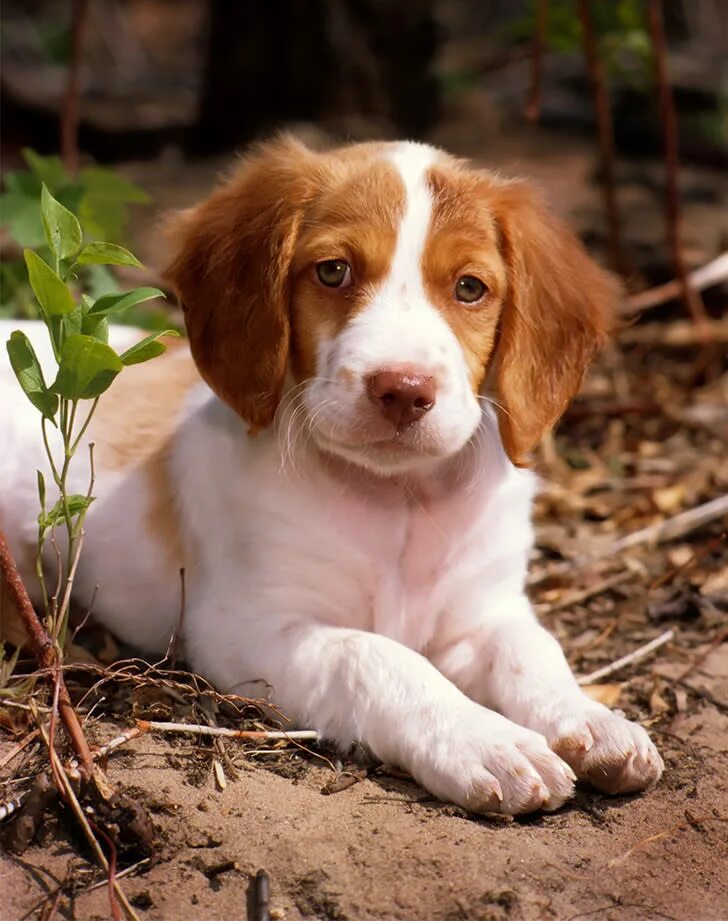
2,108,728,920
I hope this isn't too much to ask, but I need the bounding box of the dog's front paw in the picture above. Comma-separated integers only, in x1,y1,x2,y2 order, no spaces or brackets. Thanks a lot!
548,702,664,795
411,705,576,816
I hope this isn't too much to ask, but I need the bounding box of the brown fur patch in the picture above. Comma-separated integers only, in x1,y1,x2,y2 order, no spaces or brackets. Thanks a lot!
90,344,199,567
290,158,404,381
165,136,404,425
424,160,618,466
423,163,508,390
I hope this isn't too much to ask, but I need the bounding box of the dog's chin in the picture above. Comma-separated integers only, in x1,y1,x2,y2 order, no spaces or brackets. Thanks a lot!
312,428,471,478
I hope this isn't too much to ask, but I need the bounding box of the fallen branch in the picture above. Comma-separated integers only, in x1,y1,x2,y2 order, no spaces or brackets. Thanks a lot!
135,720,318,742
623,252,728,314
620,317,728,347
541,571,634,614
577,629,674,685
599,495,728,557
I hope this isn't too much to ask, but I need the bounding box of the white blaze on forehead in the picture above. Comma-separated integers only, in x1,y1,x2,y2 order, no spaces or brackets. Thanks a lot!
384,143,438,299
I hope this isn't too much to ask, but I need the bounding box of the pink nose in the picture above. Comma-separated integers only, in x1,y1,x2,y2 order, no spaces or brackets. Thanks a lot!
366,368,437,428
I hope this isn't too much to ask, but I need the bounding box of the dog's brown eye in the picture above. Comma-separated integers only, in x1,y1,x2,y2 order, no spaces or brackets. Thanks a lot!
455,275,487,304
316,260,352,288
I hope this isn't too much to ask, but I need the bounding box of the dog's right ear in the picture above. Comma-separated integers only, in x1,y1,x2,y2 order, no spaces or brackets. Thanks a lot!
165,135,319,431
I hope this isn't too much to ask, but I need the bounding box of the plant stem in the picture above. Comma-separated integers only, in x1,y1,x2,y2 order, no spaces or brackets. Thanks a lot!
0,530,94,780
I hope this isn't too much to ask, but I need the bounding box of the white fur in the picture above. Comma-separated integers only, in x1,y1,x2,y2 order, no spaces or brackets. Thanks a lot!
0,143,662,814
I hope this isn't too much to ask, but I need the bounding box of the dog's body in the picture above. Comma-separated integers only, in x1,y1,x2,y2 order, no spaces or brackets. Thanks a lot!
0,138,663,814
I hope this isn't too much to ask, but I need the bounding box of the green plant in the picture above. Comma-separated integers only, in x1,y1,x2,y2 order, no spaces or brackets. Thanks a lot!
0,149,173,330
505,0,653,88
5,185,177,653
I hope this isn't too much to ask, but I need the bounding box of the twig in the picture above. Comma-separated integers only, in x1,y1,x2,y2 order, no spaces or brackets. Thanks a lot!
541,571,634,614
250,869,270,921
135,719,318,742
0,530,94,780
600,495,728,557
647,0,708,330
623,251,728,314
0,728,40,769
525,0,549,121
578,0,624,274
91,725,145,761
83,858,151,895
577,629,674,685
61,0,90,174
162,568,186,666
0,793,26,822
620,318,728,347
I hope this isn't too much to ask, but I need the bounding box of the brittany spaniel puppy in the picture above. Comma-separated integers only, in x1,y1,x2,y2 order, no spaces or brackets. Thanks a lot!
0,137,663,814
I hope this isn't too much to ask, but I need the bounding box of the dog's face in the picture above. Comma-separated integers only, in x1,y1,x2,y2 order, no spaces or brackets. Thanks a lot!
167,137,617,473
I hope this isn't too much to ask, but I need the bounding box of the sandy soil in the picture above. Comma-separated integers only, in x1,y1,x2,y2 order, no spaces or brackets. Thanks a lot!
2,659,728,921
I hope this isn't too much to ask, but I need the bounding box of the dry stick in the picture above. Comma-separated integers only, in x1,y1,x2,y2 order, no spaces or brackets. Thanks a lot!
60,0,90,174
647,0,708,329
623,251,728,314
600,495,728,558
578,0,624,274
251,869,271,921
134,720,318,742
0,728,40,769
0,530,94,780
529,496,728,587
577,629,674,685
542,570,634,614
525,0,549,121
620,318,728,347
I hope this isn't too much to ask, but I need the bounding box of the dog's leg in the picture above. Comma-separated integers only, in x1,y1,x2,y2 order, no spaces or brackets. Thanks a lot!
190,618,575,815
433,595,663,795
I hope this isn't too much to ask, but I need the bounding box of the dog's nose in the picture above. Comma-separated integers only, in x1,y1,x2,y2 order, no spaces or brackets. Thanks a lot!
366,368,437,428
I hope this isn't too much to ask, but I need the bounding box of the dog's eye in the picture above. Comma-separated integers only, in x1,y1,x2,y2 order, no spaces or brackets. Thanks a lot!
455,275,487,304
316,260,352,288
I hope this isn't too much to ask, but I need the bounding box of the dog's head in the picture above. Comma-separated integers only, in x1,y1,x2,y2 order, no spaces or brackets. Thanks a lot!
166,136,617,474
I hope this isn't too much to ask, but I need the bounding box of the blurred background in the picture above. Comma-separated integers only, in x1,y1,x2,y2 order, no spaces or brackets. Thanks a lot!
2,0,727,316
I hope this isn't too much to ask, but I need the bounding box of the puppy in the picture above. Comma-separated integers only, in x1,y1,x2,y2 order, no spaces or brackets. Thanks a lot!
0,137,663,814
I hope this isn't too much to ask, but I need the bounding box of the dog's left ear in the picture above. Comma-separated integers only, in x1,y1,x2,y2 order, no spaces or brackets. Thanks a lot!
490,181,619,466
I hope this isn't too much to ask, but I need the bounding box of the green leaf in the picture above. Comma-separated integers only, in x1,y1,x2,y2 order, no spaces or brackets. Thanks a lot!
51,334,123,399
78,166,149,242
24,249,75,316
74,241,143,268
41,184,82,262
61,303,84,338
35,470,45,508
119,329,179,366
88,286,164,317
6,330,58,418
81,313,109,343
0,172,44,248
40,494,95,530
37,470,46,510
22,149,70,191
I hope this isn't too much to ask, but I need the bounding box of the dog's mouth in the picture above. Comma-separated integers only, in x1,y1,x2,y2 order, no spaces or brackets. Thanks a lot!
312,427,449,474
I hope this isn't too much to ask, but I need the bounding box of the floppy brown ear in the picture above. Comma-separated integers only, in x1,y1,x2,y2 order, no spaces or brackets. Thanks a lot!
165,135,319,430
491,181,619,466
